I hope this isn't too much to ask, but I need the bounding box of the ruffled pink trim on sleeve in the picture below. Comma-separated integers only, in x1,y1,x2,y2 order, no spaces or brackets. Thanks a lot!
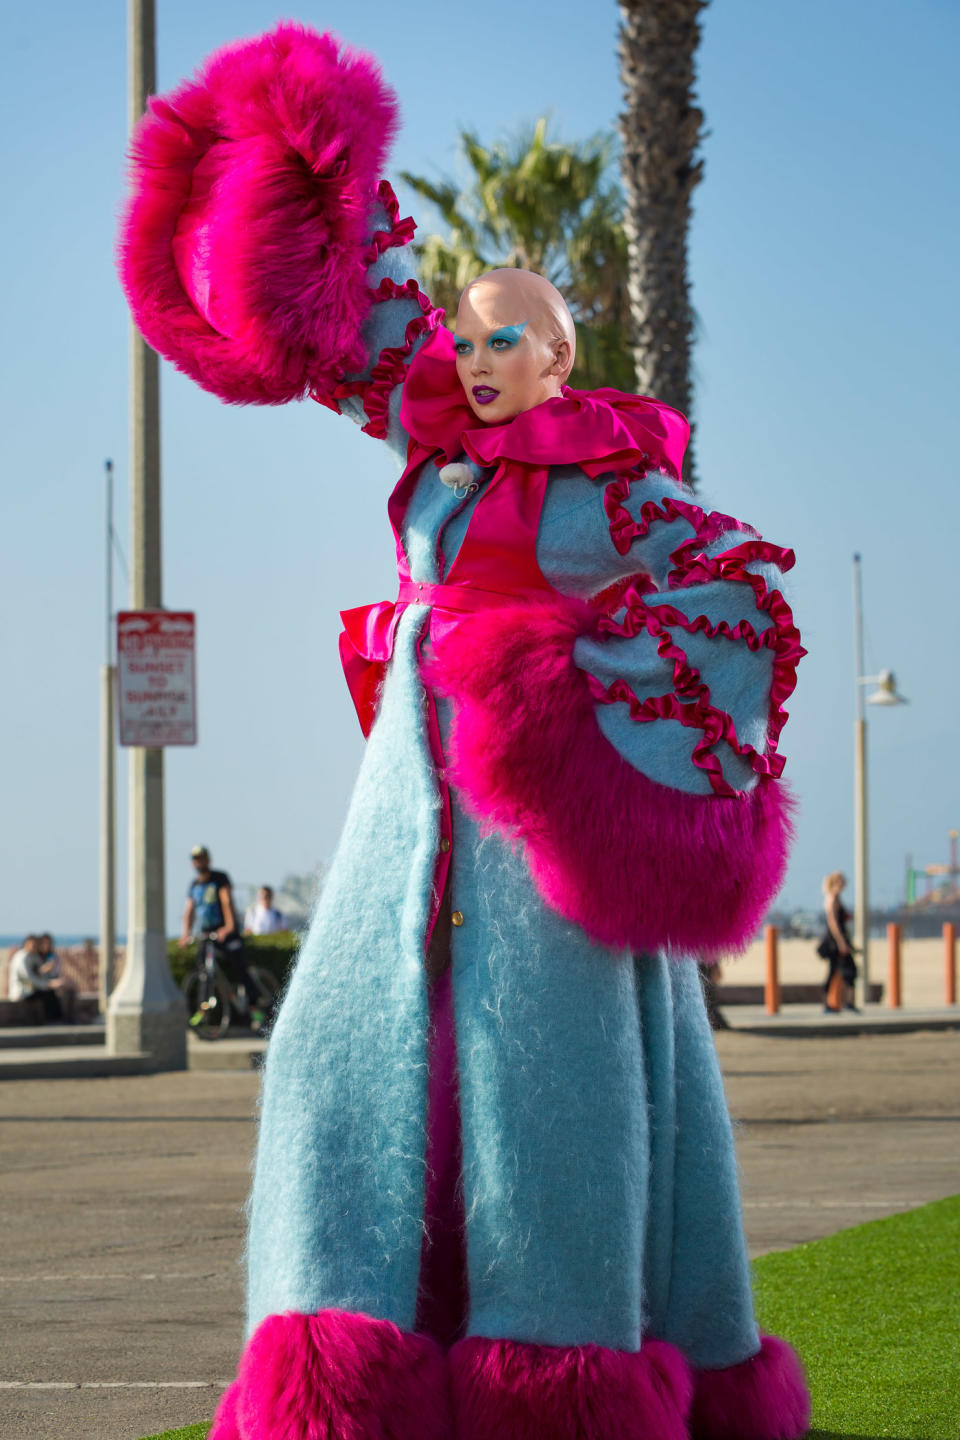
311,185,443,435
360,180,417,264
426,596,795,958
603,476,755,560
594,474,805,796
318,274,445,438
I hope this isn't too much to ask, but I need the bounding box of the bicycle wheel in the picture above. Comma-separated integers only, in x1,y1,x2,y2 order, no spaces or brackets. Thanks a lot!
182,969,232,1041
246,966,280,1034
249,967,279,1004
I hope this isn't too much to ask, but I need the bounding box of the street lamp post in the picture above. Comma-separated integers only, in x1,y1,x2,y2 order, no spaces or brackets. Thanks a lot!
107,0,186,1067
852,553,907,1009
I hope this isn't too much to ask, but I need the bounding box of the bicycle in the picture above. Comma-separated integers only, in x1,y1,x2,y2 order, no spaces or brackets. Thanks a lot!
181,931,279,1041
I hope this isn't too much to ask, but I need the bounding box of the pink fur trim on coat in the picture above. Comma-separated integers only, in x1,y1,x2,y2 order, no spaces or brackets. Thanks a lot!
690,1334,811,1440
449,1335,692,1440
208,1308,452,1440
427,598,794,959
118,24,399,405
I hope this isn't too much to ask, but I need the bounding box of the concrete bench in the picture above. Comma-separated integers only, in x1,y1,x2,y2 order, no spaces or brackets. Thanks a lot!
0,993,101,1028
717,982,884,1005
0,996,45,1027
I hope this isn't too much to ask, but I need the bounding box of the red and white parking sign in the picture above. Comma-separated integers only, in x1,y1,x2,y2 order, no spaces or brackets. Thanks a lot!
117,611,197,747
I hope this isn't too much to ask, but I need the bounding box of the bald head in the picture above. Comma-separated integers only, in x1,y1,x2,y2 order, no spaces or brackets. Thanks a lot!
453,269,576,422
459,270,576,371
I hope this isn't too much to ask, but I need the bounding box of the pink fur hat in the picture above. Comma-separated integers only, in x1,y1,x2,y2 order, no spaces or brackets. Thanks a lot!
117,24,399,404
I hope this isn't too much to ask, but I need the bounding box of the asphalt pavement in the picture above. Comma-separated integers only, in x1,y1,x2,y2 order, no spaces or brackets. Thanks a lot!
0,1027,957,1440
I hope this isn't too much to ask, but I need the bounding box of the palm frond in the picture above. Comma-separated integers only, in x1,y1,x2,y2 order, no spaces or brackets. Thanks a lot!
402,118,635,390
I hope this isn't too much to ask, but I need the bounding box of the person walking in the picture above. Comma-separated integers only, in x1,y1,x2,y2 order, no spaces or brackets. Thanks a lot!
818,871,858,1012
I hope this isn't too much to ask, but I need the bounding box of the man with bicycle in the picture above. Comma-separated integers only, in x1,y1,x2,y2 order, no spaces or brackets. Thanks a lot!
179,846,271,1031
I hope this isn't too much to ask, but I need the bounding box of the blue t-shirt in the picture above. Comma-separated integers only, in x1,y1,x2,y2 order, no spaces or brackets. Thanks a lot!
188,870,231,933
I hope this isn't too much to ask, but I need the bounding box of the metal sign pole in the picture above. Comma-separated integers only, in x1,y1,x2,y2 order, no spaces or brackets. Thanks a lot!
99,460,117,1013
852,553,870,1008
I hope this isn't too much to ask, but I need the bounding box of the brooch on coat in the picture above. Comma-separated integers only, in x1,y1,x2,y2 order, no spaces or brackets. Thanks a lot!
437,462,480,499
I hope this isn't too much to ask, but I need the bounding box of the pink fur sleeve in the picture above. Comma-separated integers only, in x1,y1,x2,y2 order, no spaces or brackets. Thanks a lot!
426,596,795,960
117,24,437,411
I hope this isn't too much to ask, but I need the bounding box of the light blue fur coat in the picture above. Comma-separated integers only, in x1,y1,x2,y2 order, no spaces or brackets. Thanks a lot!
246,209,781,1371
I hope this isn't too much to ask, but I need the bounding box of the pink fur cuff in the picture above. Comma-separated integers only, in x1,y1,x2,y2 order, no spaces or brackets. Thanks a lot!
209,1308,451,1440
690,1334,811,1440
449,1335,692,1440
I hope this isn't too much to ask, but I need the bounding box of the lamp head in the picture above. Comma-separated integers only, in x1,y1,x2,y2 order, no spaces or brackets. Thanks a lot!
866,669,908,706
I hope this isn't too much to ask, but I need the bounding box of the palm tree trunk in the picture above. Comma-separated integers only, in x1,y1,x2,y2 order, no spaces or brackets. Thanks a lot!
617,0,706,485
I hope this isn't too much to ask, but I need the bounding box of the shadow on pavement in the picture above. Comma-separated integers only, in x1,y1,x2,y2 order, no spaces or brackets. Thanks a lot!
0,1114,250,1123
808,1431,919,1439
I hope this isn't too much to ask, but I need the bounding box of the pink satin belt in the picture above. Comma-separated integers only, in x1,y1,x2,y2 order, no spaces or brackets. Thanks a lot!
339,580,527,736
396,579,526,612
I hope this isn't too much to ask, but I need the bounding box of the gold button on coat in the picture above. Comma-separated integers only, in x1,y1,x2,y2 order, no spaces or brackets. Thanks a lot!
439,837,451,853
451,910,464,927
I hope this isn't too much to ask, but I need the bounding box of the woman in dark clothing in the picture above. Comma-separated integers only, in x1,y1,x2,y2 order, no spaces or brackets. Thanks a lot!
820,871,857,1012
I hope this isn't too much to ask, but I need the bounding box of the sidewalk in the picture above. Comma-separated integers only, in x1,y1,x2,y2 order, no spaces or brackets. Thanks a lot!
3,1001,958,1079
1,1030,957,1439
723,1002,960,1036
0,1027,266,1080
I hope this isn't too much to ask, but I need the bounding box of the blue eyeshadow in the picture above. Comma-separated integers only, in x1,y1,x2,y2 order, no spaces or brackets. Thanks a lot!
489,323,527,346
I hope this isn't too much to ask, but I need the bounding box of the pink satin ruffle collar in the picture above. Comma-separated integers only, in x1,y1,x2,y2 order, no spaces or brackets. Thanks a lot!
399,325,690,478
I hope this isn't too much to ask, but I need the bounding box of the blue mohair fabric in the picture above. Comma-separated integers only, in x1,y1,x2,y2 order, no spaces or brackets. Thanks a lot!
401,458,490,582
337,200,436,462
444,782,648,1350
245,605,438,1337
245,241,772,1363
541,466,782,795
637,955,758,1368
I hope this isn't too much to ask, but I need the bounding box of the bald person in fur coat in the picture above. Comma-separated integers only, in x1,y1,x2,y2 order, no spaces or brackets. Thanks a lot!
119,24,809,1440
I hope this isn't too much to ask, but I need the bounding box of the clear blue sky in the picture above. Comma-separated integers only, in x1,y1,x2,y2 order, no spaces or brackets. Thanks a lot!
2,0,958,937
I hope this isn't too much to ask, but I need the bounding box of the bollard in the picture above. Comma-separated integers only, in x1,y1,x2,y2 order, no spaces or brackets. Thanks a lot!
764,924,780,1015
887,922,901,1009
946,923,957,1007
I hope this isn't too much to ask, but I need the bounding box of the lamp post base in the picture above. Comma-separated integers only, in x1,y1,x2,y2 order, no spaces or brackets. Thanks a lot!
107,929,187,1069
107,1003,187,1069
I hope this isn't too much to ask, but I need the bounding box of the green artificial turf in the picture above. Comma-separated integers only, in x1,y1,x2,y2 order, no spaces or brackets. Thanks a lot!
140,1195,960,1440
140,1428,209,1439
754,1193,960,1439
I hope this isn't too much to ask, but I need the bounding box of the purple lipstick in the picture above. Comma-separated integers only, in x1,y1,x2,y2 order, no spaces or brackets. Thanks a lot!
472,386,499,405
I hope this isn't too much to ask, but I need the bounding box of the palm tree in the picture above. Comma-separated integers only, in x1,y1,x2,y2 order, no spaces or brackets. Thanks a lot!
400,119,635,392
617,0,707,483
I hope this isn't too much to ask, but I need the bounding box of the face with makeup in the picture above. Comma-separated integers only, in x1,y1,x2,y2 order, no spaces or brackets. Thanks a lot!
453,269,575,423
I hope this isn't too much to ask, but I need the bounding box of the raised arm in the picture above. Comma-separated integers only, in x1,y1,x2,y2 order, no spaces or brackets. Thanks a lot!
317,185,444,462
118,24,441,464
